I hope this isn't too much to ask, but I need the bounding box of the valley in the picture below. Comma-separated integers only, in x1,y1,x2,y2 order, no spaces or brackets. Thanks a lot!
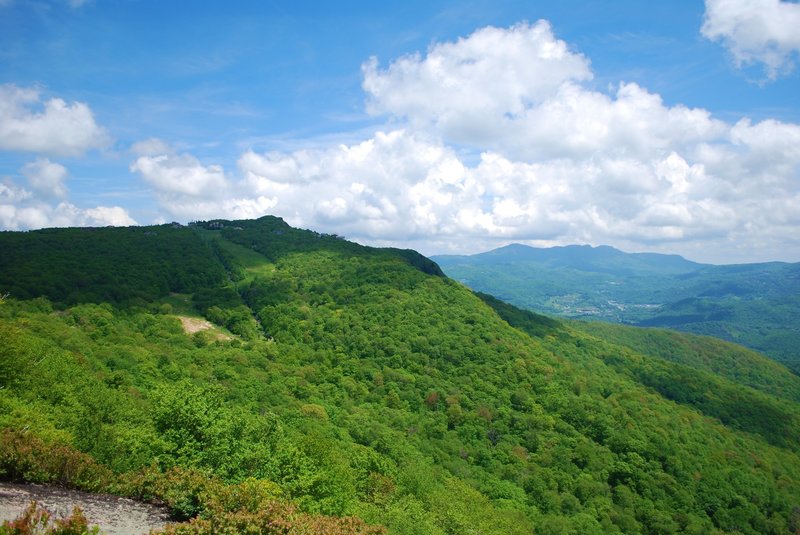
433,243,800,373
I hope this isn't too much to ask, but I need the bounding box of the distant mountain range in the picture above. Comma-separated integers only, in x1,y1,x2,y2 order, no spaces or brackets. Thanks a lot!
433,244,800,373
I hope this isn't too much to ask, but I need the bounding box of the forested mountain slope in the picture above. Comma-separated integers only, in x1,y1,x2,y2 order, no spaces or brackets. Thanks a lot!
2,217,800,534
433,243,800,372
569,321,800,404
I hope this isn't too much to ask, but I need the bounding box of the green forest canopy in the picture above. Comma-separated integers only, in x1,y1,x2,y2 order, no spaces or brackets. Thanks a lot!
1,217,800,534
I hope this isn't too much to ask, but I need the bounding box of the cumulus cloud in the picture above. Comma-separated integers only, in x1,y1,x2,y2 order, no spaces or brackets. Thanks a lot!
124,22,799,262
149,195,278,222
231,122,797,263
130,137,175,157
0,86,126,231
0,84,110,156
130,150,228,196
702,0,800,78
0,179,135,231
239,130,481,239
0,179,32,204
363,21,592,147
361,22,800,260
0,201,136,230
80,206,136,225
129,139,277,221
1,157,136,231
363,23,726,162
21,157,69,199
235,128,787,257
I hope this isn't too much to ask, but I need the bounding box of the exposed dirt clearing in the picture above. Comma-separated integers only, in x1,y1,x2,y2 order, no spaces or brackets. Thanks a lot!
0,482,170,534
177,315,213,334
176,315,231,340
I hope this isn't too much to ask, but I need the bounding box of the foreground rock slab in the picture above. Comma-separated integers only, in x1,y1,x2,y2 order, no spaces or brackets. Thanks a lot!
0,482,170,535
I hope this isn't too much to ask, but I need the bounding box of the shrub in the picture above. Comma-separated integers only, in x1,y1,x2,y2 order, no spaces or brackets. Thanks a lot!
154,502,386,535
0,429,112,492
121,466,222,521
123,467,385,534
0,501,101,535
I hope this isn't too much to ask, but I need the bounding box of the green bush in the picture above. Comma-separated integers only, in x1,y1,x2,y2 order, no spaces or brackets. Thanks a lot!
0,429,112,492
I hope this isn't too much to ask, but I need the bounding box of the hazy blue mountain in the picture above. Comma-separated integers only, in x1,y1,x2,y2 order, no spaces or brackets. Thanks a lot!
462,243,703,275
433,244,800,373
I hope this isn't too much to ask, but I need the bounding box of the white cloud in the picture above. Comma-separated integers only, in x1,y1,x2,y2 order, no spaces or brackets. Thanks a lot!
46,202,136,227
702,0,800,78
81,206,136,226
235,132,731,245
1,158,135,231
0,84,110,156
0,197,137,230
363,21,592,147
119,23,799,263
0,88,128,232
238,130,484,240
0,191,136,230
129,140,277,221
730,118,800,161
363,24,726,161
130,151,228,196
0,179,32,204
56,203,134,228
150,195,278,222
470,81,726,161
357,22,800,260
233,110,799,261
21,157,69,199
130,138,175,157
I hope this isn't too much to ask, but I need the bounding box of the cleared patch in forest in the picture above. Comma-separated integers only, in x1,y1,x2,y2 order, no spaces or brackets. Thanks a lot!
176,315,232,340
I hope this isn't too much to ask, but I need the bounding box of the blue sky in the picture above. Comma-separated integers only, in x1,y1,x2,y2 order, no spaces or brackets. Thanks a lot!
1,0,799,263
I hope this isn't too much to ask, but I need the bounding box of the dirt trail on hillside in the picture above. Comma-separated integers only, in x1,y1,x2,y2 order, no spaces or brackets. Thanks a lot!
0,482,171,534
